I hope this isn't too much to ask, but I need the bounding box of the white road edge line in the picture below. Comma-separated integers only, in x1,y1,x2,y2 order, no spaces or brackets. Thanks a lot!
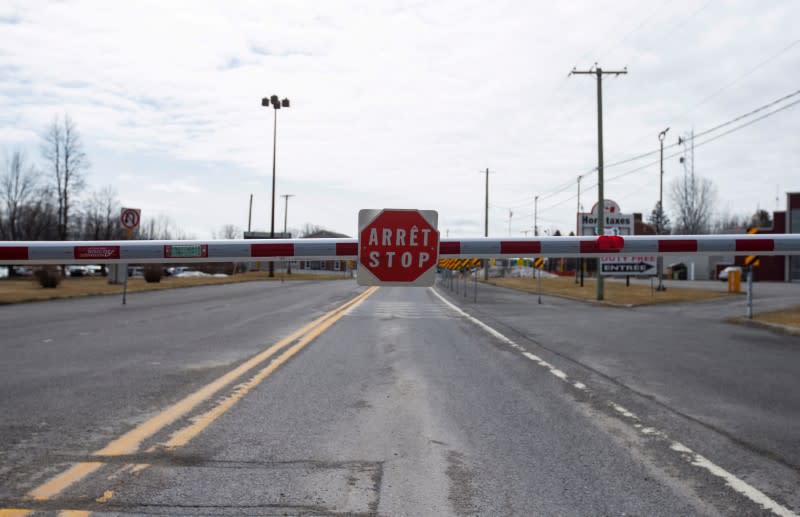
429,286,798,517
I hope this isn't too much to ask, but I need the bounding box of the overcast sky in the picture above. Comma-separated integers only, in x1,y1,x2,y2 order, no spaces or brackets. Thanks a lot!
1,0,798,239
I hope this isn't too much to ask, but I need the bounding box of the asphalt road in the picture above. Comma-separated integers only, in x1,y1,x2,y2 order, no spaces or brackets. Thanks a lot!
1,278,798,516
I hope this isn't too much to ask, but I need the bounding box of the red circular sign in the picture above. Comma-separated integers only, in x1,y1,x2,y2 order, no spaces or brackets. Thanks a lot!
120,208,140,230
359,210,439,283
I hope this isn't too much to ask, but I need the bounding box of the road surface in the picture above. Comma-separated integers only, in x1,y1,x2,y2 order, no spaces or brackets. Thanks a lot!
1,278,798,515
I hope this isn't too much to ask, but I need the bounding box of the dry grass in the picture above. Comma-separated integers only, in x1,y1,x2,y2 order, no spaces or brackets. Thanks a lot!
0,271,351,305
484,275,733,306
752,306,800,329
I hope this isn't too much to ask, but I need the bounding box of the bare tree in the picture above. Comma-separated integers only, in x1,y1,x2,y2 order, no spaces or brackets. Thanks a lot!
82,186,123,240
138,214,194,240
42,114,88,240
212,224,242,239
299,223,327,237
670,172,716,234
16,186,59,240
0,150,38,240
647,201,671,235
712,210,745,234
749,209,772,229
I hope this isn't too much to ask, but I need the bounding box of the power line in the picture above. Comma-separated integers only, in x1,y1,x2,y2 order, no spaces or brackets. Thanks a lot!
607,34,800,157
674,38,800,121
601,88,800,171
693,88,800,139
535,95,800,216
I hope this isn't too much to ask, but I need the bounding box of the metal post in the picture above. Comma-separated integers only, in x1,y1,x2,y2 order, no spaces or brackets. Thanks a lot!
534,195,539,236
122,269,128,305
483,168,489,281
122,228,132,305
657,127,669,291
747,265,754,319
576,176,581,284
464,272,468,298
474,268,478,302
282,194,294,274
537,268,542,304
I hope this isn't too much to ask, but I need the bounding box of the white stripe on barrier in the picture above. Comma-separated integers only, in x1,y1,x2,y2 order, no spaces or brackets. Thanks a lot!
1,234,799,265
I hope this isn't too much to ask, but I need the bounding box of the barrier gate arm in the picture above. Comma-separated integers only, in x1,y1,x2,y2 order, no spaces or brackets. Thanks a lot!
1,234,800,265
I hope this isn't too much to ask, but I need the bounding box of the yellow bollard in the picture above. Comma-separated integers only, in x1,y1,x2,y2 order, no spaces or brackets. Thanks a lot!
728,269,741,293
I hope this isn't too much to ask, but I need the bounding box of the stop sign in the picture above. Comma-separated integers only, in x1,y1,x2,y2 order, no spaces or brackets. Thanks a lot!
358,209,439,286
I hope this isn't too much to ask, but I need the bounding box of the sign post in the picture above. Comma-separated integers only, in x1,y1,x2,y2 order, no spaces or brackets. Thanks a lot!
746,265,754,319
119,207,141,305
357,209,439,287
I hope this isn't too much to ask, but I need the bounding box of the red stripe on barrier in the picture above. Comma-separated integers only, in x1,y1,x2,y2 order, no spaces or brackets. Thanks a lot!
336,242,358,256
736,238,774,252
439,241,460,254
580,236,623,253
0,246,28,261
500,241,541,254
659,240,697,253
74,246,120,260
251,243,295,257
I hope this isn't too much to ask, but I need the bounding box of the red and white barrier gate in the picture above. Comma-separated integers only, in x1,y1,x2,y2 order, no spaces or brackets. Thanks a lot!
1,234,799,265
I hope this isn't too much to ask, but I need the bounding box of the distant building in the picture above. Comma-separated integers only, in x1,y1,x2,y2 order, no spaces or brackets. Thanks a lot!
730,192,800,282
298,230,353,273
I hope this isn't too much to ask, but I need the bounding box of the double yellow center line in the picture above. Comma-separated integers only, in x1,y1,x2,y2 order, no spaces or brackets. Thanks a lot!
4,286,378,515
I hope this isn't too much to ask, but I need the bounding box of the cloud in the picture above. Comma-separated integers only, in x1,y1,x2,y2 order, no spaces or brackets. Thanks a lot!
0,0,798,238
147,180,203,194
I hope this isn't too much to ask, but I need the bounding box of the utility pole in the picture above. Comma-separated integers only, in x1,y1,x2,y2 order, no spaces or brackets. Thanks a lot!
508,209,513,236
570,64,627,301
534,195,539,236
281,194,295,235
481,168,490,280
247,194,253,232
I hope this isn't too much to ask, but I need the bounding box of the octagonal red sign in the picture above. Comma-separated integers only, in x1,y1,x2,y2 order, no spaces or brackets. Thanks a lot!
358,209,439,286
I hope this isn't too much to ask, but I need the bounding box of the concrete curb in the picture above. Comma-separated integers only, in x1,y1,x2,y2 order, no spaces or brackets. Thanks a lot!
729,318,800,337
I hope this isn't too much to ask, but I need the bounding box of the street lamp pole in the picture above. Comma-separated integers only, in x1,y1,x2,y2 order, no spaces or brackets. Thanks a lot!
262,95,290,277
534,195,539,236
657,127,669,291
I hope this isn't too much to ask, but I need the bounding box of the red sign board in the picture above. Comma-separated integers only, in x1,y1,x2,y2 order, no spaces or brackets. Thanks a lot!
358,209,439,286
74,246,121,260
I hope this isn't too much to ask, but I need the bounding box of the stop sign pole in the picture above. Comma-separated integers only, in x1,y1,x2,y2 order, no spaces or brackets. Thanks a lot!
357,209,439,286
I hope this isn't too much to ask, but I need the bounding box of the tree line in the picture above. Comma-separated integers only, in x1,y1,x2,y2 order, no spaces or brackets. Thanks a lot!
647,169,773,236
3,115,773,243
0,114,199,242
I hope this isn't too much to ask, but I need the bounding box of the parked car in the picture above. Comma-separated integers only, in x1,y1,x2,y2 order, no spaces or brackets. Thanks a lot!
85,265,103,276
66,265,88,277
718,266,742,281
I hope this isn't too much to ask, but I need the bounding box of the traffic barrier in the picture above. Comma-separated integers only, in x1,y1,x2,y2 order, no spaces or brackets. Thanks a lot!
2,234,800,265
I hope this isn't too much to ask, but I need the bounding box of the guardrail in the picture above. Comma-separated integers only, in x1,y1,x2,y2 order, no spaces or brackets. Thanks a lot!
1,234,799,265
